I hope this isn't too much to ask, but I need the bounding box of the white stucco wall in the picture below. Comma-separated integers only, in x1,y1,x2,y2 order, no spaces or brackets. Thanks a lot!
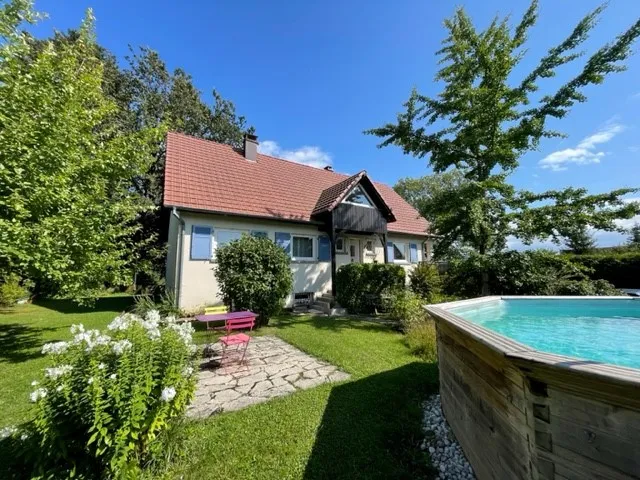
171,212,332,310
167,210,433,310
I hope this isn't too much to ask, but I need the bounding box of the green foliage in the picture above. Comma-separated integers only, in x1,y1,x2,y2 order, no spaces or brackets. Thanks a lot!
628,223,640,247
409,263,442,300
133,288,181,318
566,251,640,288
563,226,596,254
2,312,196,478
21,20,253,290
444,250,620,297
369,0,640,292
386,289,429,331
215,235,293,326
405,319,438,363
0,4,161,302
335,263,405,314
0,273,30,307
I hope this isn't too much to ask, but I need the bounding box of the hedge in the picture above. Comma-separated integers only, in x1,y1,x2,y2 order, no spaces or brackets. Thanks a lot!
444,250,620,297
335,263,405,313
566,251,640,288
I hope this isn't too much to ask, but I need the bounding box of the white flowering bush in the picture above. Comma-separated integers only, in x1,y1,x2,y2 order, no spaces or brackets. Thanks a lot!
12,311,197,478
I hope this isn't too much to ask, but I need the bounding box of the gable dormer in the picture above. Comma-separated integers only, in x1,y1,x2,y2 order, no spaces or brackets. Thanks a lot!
311,171,395,234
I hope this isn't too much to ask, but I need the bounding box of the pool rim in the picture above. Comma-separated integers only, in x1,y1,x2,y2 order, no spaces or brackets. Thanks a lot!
425,295,640,387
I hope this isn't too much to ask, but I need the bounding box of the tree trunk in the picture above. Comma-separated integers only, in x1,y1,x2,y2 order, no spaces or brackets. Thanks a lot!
481,271,490,296
478,244,490,296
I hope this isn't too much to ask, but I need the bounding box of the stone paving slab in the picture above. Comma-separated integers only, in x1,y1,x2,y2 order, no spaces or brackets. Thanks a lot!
186,336,350,418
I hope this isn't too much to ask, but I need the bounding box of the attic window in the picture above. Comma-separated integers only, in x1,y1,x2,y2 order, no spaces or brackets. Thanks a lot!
343,185,373,207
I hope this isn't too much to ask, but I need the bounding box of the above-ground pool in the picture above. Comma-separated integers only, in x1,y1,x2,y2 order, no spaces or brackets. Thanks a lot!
426,296,640,480
449,298,640,369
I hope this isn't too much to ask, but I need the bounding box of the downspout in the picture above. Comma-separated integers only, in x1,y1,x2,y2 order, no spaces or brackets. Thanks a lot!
172,207,185,309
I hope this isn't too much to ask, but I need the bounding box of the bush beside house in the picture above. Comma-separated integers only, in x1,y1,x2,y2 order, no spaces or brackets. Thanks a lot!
215,235,293,326
335,263,405,314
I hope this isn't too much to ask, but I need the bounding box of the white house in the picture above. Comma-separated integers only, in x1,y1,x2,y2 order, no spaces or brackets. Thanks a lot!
163,132,434,310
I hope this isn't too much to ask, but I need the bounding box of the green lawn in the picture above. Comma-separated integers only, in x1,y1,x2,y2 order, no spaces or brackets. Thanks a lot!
0,300,439,479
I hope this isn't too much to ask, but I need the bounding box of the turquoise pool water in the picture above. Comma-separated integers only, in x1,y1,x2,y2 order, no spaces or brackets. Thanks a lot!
449,299,640,369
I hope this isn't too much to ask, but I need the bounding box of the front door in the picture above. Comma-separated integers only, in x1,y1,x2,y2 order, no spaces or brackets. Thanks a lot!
347,238,360,263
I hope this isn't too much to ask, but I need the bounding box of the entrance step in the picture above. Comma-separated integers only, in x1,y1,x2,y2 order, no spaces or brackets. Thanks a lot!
310,293,345,316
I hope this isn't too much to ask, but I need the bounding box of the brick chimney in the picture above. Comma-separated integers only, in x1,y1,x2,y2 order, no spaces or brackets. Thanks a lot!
244,133,258,161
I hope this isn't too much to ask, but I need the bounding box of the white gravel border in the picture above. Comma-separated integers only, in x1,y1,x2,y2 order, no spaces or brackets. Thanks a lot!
421,394,476,479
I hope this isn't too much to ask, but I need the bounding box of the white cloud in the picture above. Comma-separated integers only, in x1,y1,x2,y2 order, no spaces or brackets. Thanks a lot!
630,92,640,100
539,122,625,172
258,140,332,168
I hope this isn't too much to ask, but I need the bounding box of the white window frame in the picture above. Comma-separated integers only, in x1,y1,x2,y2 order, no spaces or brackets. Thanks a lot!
392,241,409,263
291,235,315,261
335,237,346,253
342,185,375,208
214,229,247,257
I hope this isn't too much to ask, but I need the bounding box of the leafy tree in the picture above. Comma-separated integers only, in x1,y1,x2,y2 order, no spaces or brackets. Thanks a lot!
368,1,640,293
394,169,467,223
0,2,160,301
564,226,597,254
25,32,253,288
628,222,640,247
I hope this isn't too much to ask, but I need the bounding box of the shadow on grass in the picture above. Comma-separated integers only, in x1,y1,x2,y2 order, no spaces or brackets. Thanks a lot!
269,313,396,334
304,361,439,480
0,323,57,363
32,296,134,314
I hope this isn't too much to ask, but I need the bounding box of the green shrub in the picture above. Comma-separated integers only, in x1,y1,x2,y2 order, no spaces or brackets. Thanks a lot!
0,274,30,307
215,235,293,326
335,263,405,314
405,319,438,363
386,289,429,331
3,312,197,478
134,288,181,317
444,250,620,297
409,263,442,300
566,251,640,288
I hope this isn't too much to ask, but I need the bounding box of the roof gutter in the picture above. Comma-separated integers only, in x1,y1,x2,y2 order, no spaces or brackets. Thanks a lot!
171,207,185,309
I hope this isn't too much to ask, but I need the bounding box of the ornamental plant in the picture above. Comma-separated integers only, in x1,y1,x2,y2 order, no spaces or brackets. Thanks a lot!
215,235,293,326
408,263,442,301
9,311,197,479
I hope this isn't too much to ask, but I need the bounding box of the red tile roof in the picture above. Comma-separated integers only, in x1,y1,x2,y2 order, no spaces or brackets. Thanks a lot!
163,132,431,236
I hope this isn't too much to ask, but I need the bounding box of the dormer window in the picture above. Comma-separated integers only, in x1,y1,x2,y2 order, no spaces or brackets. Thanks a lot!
343,185,373,207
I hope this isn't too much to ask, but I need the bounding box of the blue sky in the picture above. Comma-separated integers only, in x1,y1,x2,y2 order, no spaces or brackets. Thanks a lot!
31,0,640,246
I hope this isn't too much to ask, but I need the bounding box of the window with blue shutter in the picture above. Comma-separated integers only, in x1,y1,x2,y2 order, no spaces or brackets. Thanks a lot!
409,243,418,263
387,242,394,263
318,235,331,262
275,232,292,255
190,225,212,260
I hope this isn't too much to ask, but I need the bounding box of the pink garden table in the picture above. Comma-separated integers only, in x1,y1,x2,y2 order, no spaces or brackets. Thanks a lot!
194,310,258,331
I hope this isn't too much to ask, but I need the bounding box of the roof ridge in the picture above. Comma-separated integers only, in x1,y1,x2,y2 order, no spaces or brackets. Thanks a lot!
164,132,431,236
167,131,351,177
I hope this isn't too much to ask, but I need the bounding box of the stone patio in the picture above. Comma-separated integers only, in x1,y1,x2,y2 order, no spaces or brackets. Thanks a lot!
186,335,350,418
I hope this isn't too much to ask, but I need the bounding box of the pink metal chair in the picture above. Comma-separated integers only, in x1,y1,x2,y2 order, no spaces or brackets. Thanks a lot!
218,313,256,369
